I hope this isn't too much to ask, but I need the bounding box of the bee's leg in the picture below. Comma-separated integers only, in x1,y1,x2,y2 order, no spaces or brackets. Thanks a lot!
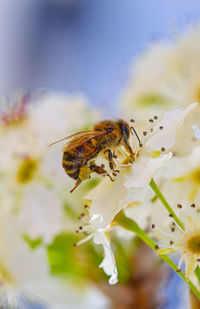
70,178,82,193
104,149,120,174
70,166,91,193
89,162,114,182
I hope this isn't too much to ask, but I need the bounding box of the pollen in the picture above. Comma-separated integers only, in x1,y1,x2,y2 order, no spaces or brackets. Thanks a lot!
187,235,200,254
16,157,39,184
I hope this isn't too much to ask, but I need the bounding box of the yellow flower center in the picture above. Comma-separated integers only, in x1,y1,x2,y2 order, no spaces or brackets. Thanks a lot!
0,261,15,286
187,235,200,254
16,158,39,184
191,168,200,184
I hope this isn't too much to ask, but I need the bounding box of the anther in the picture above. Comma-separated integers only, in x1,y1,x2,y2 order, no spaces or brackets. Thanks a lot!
191,203,196,208
155,245,159,250
154,116,158,120
176,269,181,273
80,213,85,217
143,131,147,136
112,172,117,176
152,224,155,229
73,243,77,247
75,230,79,234
169,214,173,218
170,240,174,245
151,128,153,132
149,119,154,123
113,154,118,159
129,160,133,164
101,164,105,168
159,126,163,130
177,204,182,209
171,228,175,232
79,226,83,230
130,119,135,123
139,143,143,148
197,258,200,262
161,147,166,152
84,205,88,209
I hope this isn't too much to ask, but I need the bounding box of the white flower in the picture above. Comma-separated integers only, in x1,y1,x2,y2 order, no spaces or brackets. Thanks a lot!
159,146,200,206
77,104,196,284
0,91,95,243
153,203,200,281
120,24,200,117
93,231,118,285
125,103,197,187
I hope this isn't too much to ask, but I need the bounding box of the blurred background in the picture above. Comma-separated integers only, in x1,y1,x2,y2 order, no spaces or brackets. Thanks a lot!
1,0,200,111
1,0,200,308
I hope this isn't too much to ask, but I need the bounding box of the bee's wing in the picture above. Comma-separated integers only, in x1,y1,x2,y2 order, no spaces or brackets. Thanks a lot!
62,128,113,152
48,130,91,147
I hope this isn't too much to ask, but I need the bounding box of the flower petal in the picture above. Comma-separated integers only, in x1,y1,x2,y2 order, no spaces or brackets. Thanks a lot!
192,125,200,139
146,103,197,150
85,169,130,229
125,153,172,188
93,231,118,285
185,254,197,281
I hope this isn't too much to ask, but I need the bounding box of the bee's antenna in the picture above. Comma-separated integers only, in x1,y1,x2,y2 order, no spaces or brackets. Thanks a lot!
130,127,143,147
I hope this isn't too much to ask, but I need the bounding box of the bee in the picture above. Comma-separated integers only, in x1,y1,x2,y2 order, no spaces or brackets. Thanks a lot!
49,119,138,193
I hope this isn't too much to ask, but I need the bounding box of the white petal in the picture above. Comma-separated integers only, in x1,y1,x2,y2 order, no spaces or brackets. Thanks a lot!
125,153,172,188
192,125,200,139
162,146,200,178
146,103,197,150
85,169,130,229
93,231,118,285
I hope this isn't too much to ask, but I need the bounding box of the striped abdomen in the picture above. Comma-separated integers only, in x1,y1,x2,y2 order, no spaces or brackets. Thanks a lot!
62,150,83,180
62,139,100,180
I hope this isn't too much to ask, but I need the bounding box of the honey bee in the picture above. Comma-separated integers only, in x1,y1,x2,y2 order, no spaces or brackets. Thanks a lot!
49,119,137,193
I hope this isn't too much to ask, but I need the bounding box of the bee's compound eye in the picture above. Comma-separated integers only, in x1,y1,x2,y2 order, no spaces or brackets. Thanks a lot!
123,125,130,138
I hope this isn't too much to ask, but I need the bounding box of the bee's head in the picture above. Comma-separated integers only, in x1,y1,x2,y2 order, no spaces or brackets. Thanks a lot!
117,119,133,156
117,119,130,140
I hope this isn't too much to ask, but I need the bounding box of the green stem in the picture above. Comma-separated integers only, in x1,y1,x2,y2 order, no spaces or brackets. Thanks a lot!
115,210,200,300
150,178,185,231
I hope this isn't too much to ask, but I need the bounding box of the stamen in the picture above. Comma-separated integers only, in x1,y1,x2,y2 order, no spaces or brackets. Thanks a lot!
154,116,158,120
177,204,182,209
74,234,93,247
130,119,135,123
152,224,155,229
130,126,142,147
149,119,154,123
143,131,147,136
159,126,163,130
169,214,173,218
191,203,196,208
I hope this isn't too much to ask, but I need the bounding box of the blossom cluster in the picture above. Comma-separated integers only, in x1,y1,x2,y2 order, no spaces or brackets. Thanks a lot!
2,25,200,308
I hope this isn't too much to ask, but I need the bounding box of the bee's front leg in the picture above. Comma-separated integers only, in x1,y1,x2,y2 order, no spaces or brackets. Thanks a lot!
89,161,114,182
104,149,120,174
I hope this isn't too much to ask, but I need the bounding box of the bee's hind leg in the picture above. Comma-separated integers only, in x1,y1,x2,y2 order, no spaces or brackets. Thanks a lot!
70,166,91,193
104,149,120,174
89,161,114,182
70,178,82,193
